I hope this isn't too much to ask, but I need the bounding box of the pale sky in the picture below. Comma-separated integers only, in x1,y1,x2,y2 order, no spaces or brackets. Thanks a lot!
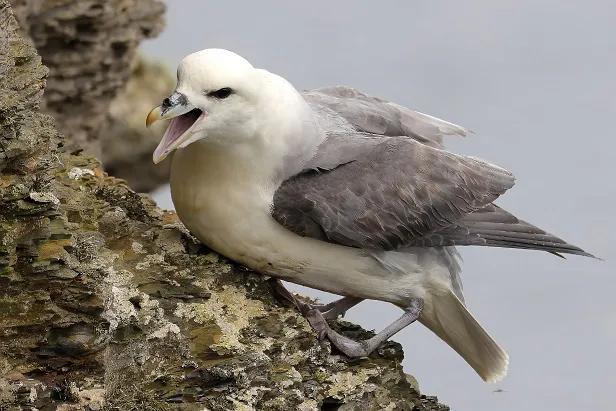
142,1,615,409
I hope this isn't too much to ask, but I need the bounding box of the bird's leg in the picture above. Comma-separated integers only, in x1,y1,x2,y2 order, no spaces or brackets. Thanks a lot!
272,279,363,319
318,295,364,319
303,298,424,358
273,279,423,356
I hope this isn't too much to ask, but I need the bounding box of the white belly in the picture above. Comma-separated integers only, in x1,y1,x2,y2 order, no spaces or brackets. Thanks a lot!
169,145,453,305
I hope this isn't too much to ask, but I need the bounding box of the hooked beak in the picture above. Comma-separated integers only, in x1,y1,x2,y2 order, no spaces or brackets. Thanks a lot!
147,92,206,164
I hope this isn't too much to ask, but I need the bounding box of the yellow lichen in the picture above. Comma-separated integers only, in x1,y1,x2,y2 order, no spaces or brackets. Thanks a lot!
37,238,71,260
326,369,379,401
0,176,13,189
174,286,267,354
313,369,328,384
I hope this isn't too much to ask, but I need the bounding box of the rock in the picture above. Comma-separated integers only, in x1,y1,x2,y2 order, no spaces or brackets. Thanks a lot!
9,0,168,177
0,1,448,409
99,54,175,192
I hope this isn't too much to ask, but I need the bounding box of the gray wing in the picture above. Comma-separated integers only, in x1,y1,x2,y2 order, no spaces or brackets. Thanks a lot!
302,86,471,149
273,134,593,257
412,204,594,257
275,87,593,258
273,137,516,251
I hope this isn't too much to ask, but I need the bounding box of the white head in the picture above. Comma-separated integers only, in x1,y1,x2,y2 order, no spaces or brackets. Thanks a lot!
146,49,273,163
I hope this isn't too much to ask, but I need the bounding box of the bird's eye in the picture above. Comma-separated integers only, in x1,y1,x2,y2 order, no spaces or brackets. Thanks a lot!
208,87,233,99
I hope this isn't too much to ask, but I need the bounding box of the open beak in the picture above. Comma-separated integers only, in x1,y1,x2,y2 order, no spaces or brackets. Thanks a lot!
147,92,206,164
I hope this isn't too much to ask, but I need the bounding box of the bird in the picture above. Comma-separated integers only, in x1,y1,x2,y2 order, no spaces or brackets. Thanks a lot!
145,48,594,383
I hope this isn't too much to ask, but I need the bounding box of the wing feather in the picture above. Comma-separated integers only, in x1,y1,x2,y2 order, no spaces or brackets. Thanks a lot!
414,204,594,257
302,86,472,148
273,138,515,251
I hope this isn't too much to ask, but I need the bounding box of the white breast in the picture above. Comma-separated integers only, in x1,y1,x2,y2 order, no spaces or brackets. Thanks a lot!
169,141,452,306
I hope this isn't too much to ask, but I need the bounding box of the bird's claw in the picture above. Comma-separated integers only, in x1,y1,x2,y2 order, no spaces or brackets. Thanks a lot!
302,307,331,341
272,279,374,353
272,279,356,319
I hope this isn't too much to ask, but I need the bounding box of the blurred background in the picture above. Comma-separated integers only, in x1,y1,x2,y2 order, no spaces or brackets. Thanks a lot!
139,1,614,410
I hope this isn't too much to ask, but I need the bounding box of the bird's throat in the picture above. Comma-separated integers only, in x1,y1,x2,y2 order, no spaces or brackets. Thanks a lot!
169,140,278,234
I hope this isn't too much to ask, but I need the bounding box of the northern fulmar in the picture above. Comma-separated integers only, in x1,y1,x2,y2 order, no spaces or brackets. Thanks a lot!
146,48,594,383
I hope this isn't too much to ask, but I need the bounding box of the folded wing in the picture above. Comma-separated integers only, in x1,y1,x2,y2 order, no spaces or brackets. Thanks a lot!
273,138,516,251
275,87,593,258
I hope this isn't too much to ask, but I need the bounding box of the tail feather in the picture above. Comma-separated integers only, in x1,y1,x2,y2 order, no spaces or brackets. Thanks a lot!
419,290,509,383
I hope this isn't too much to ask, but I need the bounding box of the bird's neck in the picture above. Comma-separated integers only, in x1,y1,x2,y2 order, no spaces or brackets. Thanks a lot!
253,69,327,180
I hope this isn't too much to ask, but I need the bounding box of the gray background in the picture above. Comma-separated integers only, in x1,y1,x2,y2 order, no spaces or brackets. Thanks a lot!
141,1,615,410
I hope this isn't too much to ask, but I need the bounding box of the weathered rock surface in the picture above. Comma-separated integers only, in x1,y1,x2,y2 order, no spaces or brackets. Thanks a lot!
9,0,171,192
0,1,448,410
99,54,175,193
